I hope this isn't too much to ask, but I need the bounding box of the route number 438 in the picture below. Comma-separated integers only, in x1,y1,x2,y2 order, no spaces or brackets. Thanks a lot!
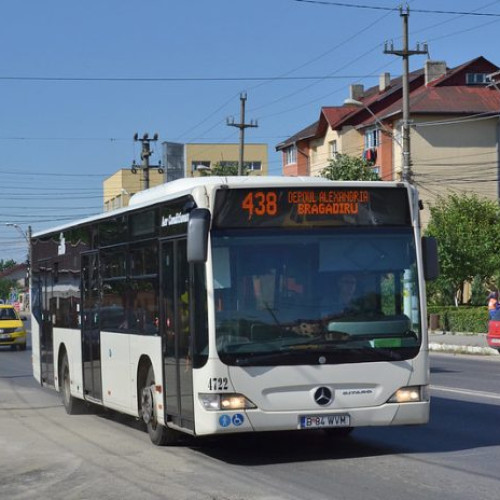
241,191,278,218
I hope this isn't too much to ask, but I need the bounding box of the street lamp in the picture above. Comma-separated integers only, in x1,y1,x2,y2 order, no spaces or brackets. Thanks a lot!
344,98,402,148
4,223,29,244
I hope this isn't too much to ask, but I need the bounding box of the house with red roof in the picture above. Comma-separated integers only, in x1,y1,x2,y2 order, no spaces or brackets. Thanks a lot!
276,56,500,223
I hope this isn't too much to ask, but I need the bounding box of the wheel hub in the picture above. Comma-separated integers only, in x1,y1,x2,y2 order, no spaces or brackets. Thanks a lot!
141,386,154,424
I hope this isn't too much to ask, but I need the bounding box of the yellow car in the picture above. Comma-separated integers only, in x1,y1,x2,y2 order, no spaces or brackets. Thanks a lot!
0,305,27,351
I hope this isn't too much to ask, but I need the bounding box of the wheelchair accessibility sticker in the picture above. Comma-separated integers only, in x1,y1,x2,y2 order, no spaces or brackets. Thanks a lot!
219,413,245,427
232,413,244,426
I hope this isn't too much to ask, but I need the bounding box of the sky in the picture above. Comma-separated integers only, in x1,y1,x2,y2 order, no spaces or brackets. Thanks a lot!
1,0,500,263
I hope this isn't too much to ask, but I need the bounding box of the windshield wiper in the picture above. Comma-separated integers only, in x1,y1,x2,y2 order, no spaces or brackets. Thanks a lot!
234,349,302,366
233,337,353,365
232,342,413,365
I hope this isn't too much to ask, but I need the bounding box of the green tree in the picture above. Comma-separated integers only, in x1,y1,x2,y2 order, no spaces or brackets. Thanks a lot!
320,154,381,181
199,162,249,176
424,193,500,305
0,260,17,302
0,259,16,273
0,279,16,302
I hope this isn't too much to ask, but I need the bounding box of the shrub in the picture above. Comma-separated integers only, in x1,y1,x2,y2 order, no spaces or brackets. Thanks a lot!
427,306,489,333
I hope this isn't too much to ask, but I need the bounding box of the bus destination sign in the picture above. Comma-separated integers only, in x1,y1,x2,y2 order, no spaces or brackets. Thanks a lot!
213,187,411,228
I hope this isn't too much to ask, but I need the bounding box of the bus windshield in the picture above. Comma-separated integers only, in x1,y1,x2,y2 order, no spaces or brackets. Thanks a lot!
212,227,421,366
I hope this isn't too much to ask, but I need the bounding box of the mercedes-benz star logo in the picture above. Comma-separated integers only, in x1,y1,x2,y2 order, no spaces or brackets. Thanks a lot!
314,386,333,406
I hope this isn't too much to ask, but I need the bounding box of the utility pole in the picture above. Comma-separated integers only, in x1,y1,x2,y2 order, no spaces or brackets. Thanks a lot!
384,5,428,183
4,223,31,288
227,92,258,175
131,133,164,190
27,225,32,288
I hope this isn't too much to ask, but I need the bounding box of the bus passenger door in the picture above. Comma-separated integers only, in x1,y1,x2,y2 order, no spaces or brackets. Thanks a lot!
40,265,55,387
81,252,102,402
161,239,194,431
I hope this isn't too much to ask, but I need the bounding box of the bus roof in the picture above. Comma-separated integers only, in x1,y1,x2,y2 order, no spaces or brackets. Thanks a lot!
32,176,409,238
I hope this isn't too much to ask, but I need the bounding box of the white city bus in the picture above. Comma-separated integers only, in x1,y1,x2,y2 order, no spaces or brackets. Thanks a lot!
30,176,438,445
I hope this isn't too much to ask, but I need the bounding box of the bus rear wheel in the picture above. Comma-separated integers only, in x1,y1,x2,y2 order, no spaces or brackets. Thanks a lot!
60,354,85,415
141,365,179,446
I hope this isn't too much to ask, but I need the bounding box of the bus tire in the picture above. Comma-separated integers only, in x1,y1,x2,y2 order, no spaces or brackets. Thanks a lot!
60,354,85,415
142,365,178,446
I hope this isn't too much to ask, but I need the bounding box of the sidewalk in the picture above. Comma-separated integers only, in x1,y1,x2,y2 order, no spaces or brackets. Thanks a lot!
429,331,499,356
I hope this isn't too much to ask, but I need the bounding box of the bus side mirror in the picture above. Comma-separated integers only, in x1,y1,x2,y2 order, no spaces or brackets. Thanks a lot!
187,208,211,263
422,236,439,281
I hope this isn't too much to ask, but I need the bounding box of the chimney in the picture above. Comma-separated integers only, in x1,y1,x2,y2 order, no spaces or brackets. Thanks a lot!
379,72,390,92
349,84,364,101
425,60,447,85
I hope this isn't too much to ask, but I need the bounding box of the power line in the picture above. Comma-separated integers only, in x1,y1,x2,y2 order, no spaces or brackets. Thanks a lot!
262,1,499,124
255,53,396,120
249,7,395,115
0,169,108,177
0,74,381,83
424,15,500,44
410,0,500,39
0,194,103,199
413,112,500,128
174,3,399,144
292,0,398,11
0,216,96,223
0,136,127,142
291,0,500,16
173,92,241,142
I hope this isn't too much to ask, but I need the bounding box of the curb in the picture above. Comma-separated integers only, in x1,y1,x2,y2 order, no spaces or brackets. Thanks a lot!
429,343,499,356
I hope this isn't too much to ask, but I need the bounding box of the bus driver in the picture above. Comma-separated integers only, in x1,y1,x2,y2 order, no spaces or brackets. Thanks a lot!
321,272,360,319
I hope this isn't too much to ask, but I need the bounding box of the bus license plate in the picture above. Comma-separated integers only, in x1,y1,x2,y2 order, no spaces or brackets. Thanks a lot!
300,414,350,429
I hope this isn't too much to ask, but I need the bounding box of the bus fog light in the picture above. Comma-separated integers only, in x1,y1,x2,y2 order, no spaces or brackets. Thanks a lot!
388,386,427,403
199,393,256,411
199,393,221,410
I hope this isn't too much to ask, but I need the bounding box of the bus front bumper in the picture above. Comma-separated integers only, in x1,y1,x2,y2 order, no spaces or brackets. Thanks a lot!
193,401,430,436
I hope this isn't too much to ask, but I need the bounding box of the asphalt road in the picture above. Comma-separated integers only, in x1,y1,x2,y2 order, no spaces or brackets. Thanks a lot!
1,340,500,499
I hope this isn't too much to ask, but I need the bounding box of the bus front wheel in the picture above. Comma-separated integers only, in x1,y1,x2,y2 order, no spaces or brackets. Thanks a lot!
141,366,179,446
60,354,85,415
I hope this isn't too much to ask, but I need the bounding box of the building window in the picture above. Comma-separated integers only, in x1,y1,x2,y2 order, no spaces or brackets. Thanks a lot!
364,127,380,150
466,73,491,85
244,161,262,171
329,140,338,159
191,161,211,174
218,161,236,168
218,161,262,171
285,146,297,165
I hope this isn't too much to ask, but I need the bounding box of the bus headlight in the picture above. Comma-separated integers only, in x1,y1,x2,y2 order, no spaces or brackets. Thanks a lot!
388,385,429,403
199,393,257,411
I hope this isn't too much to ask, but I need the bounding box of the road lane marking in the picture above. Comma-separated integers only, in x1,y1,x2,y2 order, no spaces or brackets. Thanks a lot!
431,385,500,401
